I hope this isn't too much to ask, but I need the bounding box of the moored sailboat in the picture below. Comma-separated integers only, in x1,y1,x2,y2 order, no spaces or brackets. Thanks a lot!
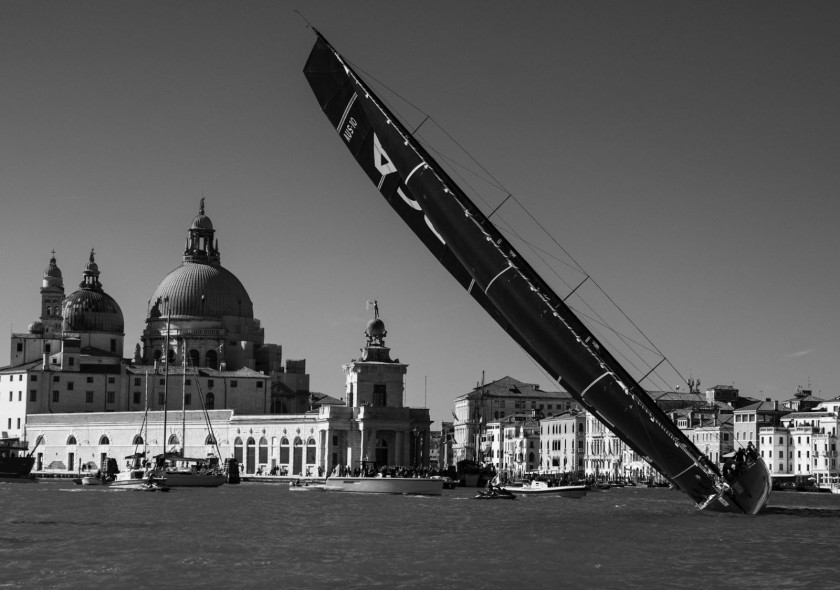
303,30,770,514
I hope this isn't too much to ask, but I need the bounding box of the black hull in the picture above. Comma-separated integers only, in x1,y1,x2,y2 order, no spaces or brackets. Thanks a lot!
0,456,35,479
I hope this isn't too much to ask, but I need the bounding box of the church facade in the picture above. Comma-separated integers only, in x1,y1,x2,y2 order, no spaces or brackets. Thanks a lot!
0,202,432,476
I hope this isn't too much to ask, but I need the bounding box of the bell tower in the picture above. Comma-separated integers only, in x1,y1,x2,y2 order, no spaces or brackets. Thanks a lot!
40,251,64,334
342,302,408,408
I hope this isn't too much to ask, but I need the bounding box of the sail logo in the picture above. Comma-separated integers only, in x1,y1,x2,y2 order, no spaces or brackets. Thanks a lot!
373,133,445,245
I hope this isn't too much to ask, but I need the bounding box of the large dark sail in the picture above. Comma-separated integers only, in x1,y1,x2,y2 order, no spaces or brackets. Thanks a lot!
304,32,770,514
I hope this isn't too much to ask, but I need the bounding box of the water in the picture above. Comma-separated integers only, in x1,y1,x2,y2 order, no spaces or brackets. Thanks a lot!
1,482,838,589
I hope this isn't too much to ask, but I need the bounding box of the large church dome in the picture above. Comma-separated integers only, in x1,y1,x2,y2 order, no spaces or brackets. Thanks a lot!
62,250,124,334
148,262,253,320
145,199,253,322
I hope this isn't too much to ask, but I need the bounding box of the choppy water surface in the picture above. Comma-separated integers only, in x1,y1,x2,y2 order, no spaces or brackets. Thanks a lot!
1,482,838,589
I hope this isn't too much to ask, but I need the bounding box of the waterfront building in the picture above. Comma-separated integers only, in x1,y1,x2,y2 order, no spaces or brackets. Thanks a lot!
759,425,793,477
451,376,578,463
497,413,539,479
777,401,840,485
539,409,585,477
585,410,624,481
0,202,433,475
732,399,788,451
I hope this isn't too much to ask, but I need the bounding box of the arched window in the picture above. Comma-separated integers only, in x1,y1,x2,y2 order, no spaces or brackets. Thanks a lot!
167,348,176,364
246,437,256,474
168,434,180,445
205,350,218,370
132,435,144,445
205,434,216,445
206,392,215,410
306,437,316,465
258,437,268,464
67,435,77,445
189,349,200,368
279,437,290,464
99,435,110,445
153,349,162,361
234,437,244,464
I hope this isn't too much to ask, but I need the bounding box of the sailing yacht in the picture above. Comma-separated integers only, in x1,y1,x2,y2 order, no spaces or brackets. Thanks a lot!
303,31,770,514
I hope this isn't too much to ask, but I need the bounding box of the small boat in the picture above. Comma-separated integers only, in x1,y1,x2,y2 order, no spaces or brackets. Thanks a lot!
156,455,226,488
323,476,443,496
503,480,587,499
80,475,106,486
0,437,37,483
474,488,516,500
289,481,326,492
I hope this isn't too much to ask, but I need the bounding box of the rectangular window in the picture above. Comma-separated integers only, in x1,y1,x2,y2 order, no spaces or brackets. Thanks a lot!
87,377,94,383
107,391,115,404
207,380,214,388
160,379,165,386
108,377,115,384
29,390,37,402
52,390,59,403
68,358,74,366
8,392,12,402
53,375,60,382
185,379,192,385
16,342,23,352
30,375,37,382
16,418,20,429
134,378,141,386
184,394,191,406
85,391,94,403
158,393,165,405
133,391,141,405
67,382,74,391
18,391,22,401
257,381,263,389
6,418,10,429
373,383,386,406
45,344,51,353
110,339,116,353
231,380,238,388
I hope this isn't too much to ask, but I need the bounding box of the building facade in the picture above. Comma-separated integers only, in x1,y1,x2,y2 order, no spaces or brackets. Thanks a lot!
0,202,433,475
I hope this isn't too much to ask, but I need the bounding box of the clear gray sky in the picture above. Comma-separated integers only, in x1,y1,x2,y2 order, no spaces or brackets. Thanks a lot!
2,1,840,426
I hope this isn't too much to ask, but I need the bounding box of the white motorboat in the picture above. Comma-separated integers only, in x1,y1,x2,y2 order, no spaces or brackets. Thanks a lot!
502,480,587,498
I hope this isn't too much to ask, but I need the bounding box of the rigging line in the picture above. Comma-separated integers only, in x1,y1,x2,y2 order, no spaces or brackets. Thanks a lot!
488,194,512,219
563,276,590,302
411,115,430,135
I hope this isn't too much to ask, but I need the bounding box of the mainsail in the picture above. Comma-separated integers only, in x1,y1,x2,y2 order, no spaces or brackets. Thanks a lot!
304,31,770,514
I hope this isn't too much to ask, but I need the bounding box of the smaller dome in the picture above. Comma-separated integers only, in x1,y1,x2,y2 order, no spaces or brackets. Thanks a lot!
366,318,386,338
44,257,62,279
62,290,124,333
191,214,213,230
28,321,44,334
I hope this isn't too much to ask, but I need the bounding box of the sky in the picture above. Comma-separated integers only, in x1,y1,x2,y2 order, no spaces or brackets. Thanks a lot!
2,1,840,426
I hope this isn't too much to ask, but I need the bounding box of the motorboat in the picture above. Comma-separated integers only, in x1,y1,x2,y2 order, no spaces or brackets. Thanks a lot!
503,480,587,499
323,475,443,496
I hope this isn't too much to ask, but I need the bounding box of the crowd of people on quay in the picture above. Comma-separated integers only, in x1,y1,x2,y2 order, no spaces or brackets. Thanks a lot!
330,464,441,478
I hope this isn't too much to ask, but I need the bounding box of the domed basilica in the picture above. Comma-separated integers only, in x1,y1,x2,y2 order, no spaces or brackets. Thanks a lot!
0,202,433,477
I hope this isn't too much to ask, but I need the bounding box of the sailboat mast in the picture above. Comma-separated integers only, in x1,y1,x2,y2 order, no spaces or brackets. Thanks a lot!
162,298,171,459
182,353,187,457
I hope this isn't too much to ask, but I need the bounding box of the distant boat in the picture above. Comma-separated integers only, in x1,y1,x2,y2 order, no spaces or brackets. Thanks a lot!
304,31,771,514
157,454,226,488
0,437,36,483
323,476,443,496
503,480,587,499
